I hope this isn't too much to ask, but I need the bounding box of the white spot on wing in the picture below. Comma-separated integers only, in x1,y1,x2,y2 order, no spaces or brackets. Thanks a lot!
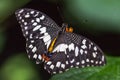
70,59,75,63
36,27,52,52
36,18,40,22
89,44,92,49
33,54,37,59
25,31,28,35
32,47,37,53
94,46,97,51
86,58,89,62
99,61,102,64
92,52,96,58
53,72,56,74
59,71,63,73
43,35,51,43
18,9,24,13
87,64,90,67
85,51,87,54
45,40,51,49
19,16,22,20
47,61,52,65
68,43,74,52
39,27,46,34
31,40,34,43
22,19,24,22
24,26,28,30
75,46,79,57
71,65,73,68
102,55,104,61
30,11,35,14
24,22,27,25
65,69,69,71
81,60,85,64
76,62,80,65
17,14,20,17
32,22,37,26
56,62,61,67
50,64,54,70
38,55,42,60
29,34,33,39
61,64,65,69
52,44,68,54
31,20,34,23
34,12,39,17
82,39,86,44
52,45,60,52
81,45,87,49
66,61,68,64
81,65,85,68
36,61,40,64
40,15,45,20
59,44,68,54
29,44,33,48
95,61,98,64
25,14,30,18
33,25,41,31
44,33,48,36
91,60,94,63
80,49,83,55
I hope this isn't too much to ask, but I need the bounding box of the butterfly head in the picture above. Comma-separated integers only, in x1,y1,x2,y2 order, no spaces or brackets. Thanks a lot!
62,23,73,33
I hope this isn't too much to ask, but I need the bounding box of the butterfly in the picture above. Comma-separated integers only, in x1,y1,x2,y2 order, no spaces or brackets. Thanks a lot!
15,8,106,74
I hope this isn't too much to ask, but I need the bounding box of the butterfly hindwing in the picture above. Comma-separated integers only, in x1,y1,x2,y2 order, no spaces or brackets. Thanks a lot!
15,8,61,63
44,32,106,74
16,8,106,74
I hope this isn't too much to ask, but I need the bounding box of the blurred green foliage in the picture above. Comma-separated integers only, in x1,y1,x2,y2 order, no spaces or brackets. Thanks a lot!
65,0,120,32
0,0,31,23
0,54,40,80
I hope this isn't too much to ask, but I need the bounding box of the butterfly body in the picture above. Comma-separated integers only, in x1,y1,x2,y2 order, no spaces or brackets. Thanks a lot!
15,8,106,74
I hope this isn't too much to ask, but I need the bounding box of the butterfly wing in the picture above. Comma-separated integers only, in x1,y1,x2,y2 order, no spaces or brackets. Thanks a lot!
44,32,106,74
15,8,61,63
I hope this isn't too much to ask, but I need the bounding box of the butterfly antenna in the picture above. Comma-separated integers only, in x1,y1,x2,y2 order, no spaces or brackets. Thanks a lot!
56,1,65,23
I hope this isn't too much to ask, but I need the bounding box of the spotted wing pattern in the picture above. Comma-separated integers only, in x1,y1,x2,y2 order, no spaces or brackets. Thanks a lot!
15,8,106,74
15,8,61,63
44,32,106,74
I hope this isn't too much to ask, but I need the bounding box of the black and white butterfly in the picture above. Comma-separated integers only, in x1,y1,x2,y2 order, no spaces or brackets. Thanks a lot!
15,8,106,74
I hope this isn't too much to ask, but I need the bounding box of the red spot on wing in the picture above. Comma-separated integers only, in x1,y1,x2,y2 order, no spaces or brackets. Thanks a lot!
42,54,50,62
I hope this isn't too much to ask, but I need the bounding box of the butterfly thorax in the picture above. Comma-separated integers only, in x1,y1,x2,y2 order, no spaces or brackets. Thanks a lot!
48,23,73,52
61,23,68,33
61,23,73,33
43,23,74,62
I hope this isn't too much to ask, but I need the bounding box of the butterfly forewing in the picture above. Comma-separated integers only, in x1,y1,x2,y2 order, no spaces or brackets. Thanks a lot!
44,32,106,74
15,8,61,63
15,8,106,74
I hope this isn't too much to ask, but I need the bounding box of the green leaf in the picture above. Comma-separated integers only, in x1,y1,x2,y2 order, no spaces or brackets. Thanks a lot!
0,54,41,80
51,56,120,80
